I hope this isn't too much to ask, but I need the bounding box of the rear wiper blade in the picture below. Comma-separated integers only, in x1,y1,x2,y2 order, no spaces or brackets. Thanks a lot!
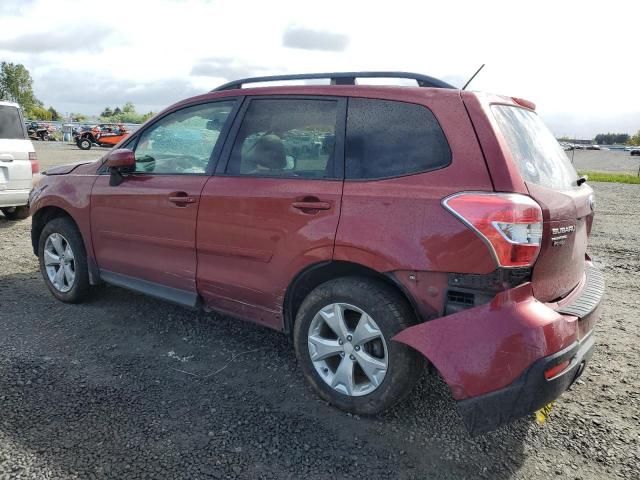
577,175,588,186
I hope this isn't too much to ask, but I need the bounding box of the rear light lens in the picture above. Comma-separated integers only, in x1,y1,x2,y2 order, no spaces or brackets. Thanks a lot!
443,192,543,267
544,360,570,380
29,152,39,174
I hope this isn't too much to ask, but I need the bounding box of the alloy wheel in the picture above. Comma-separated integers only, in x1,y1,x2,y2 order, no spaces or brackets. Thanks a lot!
307,303,388,397
43,233,76,293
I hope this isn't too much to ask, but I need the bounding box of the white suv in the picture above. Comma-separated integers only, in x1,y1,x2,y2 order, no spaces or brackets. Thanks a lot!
0,101,38,220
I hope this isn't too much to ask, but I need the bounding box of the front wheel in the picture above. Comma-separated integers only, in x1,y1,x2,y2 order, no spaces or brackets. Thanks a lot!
78,138,92,150
293,277,423,415
38,217,90,303
1,206,30,220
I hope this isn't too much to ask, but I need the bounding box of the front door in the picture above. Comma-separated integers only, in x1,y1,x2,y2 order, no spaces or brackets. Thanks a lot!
196,96,346,328
90,100,238,305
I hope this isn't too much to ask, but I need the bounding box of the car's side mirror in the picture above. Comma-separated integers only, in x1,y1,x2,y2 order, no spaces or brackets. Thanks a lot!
106,148,135,186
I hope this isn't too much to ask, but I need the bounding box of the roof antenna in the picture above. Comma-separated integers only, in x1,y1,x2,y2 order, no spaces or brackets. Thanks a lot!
462,64,485,90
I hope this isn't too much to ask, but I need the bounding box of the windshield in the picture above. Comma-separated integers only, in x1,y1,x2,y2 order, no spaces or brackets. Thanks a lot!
0,105,26,140
492,105,578,189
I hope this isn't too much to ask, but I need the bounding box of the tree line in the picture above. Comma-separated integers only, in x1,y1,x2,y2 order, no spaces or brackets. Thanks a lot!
0,62,64,120
100,103,154,124
593,133,631,145
0,61,153,124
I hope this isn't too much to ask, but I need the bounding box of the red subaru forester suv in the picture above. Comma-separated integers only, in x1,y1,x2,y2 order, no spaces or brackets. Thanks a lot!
30,72,603,433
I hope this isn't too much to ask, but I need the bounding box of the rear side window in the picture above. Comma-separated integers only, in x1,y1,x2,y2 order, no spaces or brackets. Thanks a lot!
226,98,338,178
345,98,451,179
0,105,26,140
492,105,578,189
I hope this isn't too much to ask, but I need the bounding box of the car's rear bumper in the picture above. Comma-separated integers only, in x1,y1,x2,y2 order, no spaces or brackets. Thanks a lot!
457,330,595,434
393,260,604,434
0,188,30,208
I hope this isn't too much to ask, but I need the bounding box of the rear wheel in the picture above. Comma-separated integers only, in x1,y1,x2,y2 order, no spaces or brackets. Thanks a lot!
293,277,423,415
78,138,92,150
38,217,90,303
1,206,30,220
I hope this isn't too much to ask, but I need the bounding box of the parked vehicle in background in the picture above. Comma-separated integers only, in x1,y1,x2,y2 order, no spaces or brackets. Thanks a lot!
26,121,55,141
586,144,600,150
29,72,603,434
76,123,130,150
72,124,93,143
0,101,38,220
630,147,640,156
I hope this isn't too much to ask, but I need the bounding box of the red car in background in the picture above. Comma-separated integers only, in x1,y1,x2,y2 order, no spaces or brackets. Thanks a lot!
29,72,603,434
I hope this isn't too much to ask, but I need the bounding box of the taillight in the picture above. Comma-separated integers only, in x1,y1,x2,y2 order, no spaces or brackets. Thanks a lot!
29,152,39,174
544,359,570,380
443,192,543,268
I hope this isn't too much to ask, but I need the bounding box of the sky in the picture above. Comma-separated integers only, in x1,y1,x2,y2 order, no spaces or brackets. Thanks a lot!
1,0,638,138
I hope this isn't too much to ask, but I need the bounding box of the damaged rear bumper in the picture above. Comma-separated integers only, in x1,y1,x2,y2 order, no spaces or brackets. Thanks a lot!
393,262,604,434
457,330,595,434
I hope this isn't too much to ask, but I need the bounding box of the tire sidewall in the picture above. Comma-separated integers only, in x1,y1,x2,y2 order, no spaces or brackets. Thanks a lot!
38,217,90,303
293,277,422,415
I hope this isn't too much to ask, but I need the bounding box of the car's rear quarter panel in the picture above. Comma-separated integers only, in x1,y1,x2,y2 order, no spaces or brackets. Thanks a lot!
333,89,496,319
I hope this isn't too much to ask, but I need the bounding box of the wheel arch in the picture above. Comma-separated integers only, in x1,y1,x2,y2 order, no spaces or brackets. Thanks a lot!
31,206,75,255
283,260,422,338
31,205,101,284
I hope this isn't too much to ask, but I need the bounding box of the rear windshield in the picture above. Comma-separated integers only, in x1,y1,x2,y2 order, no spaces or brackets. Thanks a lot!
492,105,577,189
0,105,26,140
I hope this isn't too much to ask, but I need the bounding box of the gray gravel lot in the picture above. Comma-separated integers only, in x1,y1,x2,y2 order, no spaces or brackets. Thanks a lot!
1,177,639,478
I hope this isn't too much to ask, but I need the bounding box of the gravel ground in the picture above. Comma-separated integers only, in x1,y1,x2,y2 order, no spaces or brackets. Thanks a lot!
0,182,638,479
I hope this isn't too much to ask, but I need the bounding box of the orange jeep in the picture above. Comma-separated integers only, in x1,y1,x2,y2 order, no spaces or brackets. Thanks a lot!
76,124,130,150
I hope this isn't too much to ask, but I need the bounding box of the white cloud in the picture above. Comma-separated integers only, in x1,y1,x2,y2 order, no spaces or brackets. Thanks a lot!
0,0,637,136
282,27,349,52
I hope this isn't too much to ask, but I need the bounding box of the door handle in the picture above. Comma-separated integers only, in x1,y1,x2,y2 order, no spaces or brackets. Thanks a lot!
168,192,197,205
292,201,331,211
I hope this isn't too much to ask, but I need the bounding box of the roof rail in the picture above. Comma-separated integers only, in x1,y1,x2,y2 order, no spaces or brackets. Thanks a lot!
212,71,456,92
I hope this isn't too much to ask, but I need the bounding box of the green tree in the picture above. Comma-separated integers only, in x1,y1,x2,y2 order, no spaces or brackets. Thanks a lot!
101,107,113,117
594,133,631,145
27,105,52,120
47,106,60,121
70,113,87,122
0,62,39,111
629,131,640,146
100,102,153,124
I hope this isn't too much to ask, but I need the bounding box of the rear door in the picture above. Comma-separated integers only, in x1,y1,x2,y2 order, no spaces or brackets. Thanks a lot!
0,104,32,195
490,104,593,302
90,100,238,304
196,96,346,329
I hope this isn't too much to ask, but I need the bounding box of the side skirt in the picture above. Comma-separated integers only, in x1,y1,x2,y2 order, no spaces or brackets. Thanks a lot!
99,269,200,309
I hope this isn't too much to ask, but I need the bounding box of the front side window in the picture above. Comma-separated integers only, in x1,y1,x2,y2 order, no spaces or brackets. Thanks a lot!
345,98,451,179
0,105,26,140
226,99,338,178
133,101,235,174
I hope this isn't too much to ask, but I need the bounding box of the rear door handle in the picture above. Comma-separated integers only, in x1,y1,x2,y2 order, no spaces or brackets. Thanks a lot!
168,192,197,205
292,201,331,211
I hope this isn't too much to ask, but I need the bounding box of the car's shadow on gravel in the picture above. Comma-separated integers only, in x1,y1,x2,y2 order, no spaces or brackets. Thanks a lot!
0,271,533,479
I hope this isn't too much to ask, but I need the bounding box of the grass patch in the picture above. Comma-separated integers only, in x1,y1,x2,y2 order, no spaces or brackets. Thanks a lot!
578,170,640,184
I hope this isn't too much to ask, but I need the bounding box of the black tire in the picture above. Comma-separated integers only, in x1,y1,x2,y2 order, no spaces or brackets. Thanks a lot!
293,276,423,415
78,138,92,150
1,206,30,220
38,217,90,303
